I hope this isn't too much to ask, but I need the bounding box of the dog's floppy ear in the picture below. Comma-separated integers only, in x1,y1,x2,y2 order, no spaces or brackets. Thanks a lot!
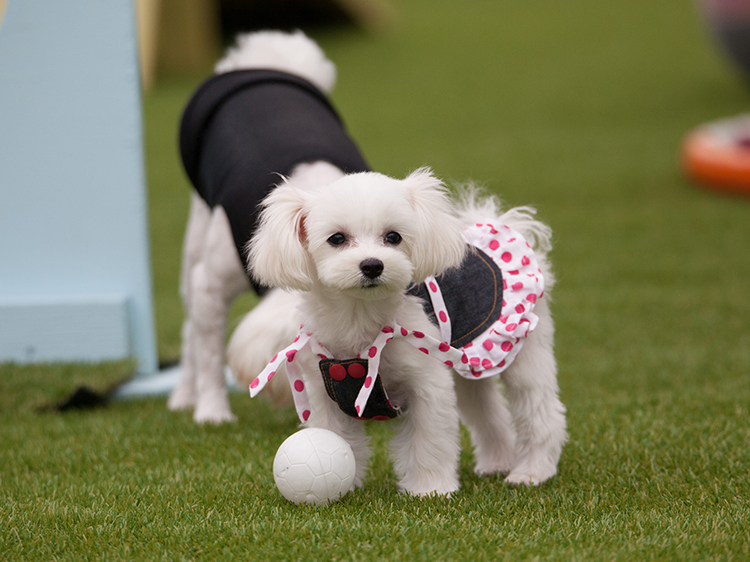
401,167,466,282
247,181,314,291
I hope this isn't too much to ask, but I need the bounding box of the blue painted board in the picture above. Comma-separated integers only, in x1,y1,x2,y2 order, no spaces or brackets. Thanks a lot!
0,0,158,373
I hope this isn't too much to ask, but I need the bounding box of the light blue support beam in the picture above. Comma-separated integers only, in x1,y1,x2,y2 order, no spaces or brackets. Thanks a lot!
0,0,157,374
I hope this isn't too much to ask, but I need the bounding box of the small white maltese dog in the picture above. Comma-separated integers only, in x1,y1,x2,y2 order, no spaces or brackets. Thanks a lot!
169,30,369,422
242,169,567,495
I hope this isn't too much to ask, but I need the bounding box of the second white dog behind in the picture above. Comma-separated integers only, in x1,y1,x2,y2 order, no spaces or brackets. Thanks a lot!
169,30,364,422
232,169,568,496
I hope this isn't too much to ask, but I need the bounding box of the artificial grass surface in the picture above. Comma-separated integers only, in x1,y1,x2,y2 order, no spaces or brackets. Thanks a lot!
3,0,750,559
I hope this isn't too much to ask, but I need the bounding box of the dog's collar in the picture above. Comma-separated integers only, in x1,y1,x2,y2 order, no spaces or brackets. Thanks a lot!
249,220,544,423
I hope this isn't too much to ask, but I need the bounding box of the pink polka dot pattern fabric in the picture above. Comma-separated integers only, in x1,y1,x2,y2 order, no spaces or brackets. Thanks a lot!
452,220,544,379
424,276,452,343
249,221,544,422
249,330,314,423
352,327,395,417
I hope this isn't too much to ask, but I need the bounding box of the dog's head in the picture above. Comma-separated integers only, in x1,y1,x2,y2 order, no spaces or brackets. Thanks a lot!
248,168,466,297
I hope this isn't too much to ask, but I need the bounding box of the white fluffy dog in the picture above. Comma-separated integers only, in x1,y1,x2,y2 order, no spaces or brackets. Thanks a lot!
240,169,568,495
168,31,352,423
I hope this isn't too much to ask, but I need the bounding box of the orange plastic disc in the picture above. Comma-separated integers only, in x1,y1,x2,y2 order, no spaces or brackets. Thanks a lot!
682,115,750,195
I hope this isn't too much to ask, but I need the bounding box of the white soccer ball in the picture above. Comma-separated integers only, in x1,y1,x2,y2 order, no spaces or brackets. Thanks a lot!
273,428,356,505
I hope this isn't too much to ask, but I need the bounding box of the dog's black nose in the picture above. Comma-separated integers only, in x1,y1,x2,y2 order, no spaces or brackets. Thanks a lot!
359,258,384,280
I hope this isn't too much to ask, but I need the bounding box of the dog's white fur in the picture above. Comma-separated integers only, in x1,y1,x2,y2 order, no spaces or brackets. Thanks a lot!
241,170,568,495
168,31,342,423
213,30,336,92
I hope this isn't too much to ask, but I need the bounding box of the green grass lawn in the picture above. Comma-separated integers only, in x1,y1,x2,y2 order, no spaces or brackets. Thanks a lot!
3,0,750,559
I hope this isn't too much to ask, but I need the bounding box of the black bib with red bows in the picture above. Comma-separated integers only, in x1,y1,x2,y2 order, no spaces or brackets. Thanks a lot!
319,358,400,420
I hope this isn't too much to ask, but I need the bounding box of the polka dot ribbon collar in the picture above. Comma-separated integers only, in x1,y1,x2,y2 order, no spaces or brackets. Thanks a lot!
249,220,544,423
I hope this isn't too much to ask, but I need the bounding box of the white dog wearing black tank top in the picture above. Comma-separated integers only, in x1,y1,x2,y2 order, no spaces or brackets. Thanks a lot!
168,31,346,423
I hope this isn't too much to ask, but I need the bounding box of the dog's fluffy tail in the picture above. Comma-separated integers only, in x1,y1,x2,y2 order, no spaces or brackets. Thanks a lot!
214,30,336,94
454,183,555,289
454,184,552,254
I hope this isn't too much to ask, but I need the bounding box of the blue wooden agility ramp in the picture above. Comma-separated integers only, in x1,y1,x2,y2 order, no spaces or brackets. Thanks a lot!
0,0,158,376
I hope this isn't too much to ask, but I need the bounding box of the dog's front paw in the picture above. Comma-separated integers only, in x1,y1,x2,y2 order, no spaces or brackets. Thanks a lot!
194,407,237,424
167,387,196,411
473,448,516,477
193,396,236,424
403,483,460,498
474,458,514,478
400,476,460,498
504,463,557,487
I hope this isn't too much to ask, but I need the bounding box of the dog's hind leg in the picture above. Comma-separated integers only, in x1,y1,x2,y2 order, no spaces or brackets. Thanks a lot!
454,376,517,476
189,206,249,423
501,298,568,486
169,193,212,411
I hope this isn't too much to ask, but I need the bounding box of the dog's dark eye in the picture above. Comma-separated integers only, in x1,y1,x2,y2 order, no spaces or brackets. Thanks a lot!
384,231,402,245
327,232,347,247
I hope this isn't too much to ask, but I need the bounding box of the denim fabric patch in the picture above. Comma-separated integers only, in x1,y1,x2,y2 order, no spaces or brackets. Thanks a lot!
408,247,504,348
